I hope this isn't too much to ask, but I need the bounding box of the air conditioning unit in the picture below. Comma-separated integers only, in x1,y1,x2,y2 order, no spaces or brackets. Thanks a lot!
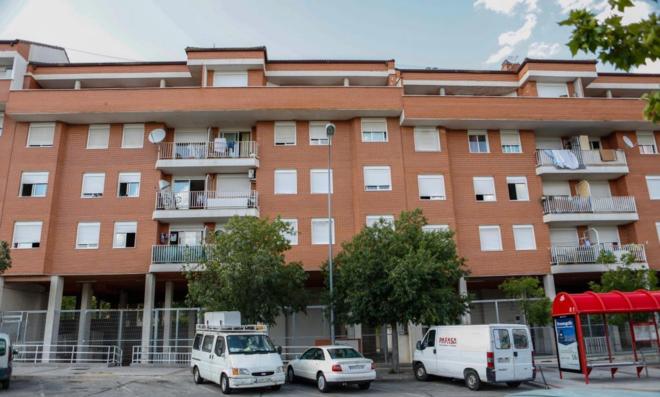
248,169,256,180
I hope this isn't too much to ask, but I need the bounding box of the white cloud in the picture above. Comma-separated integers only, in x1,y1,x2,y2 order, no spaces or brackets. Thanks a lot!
635,59,660,73
474,0,538,15
558,0,652,24
486,45,514,64
557,0,597,13
498,14,538,46
528,42,562,58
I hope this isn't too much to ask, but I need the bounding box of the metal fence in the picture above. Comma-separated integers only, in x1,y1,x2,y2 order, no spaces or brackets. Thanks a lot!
550,243,646,265
542,196,637,214
0,311,47,345
14,344,122,365
155,191,259,211
158,141,258,160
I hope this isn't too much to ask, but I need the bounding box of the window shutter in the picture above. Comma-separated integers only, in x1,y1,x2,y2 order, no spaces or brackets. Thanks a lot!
312,218,335,244
418,175,445,199
550,228,579,247
366,215,394,228
87,125,110,149
474,177,495,196
646,177,660,199
122,124,144,148
77,223,100,247
275,170,297,194
361,119,387,133
364,167,391,190
513,225,536,250
479,226,502,251
22,172,48,184
310,169,332,193
213,71,248,87
422,225,450,233
537,83,568,98
309,122,329,144
82,174,105,195
281,219,298,245
274,122,296,145
14,222,42,245
119,173,141,184
414,127,440,151
27,123,55,146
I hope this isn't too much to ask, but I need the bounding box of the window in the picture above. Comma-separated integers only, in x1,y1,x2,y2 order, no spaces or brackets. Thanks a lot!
213,71,248,87
507,176,529,201
113,221,137,248
0,113,4,136
27,123,55,147
468,130,489,153
473,177,496,201
414,127,440,152
366,215,394,228
361,118,387,142
424,329,436,347
121,124,144,149
500,130,521,153
647,176,660,200
87,124,110,149
20,172,48,197
363,166,392,191
201,335,214,353
274,122,296,146
281,219,298,245
310,169,333,194
423,224,450,233
274,170,297,194
193,334,203,350
512,329,530,349
81,173,105,198
118,173,141,197
13,221,42,249
637,131,657,154
311,218,335,245
493,329,511,349
214,336,226,356
418,175,446,200
536,82,568,98
657,222,660,242
513,225,536,250
76,222,100,249
479,225,502,251
309,121,330,145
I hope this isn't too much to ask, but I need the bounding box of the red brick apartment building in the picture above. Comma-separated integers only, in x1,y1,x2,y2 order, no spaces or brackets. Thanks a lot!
0,39,658,362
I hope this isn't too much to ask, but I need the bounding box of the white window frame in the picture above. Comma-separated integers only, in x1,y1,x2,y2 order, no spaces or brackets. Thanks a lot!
500,130,522,153
76,222,101,250
121,124,144,149
87,124,110,149
27,122,55,147
414,127,440,152
310,169,333,194
274,121,297,146
0,113,4,137
311,218,335,245
536,82,569,98
513,225,536,251
656,222,660,243
81,173,105,198
647,176,660,200
274,169,297,195
212,71,248,87
281,219,298,245
418,175,446,200
12,221,42,249
113,221,137,249
363,166,392,191
473,176,497,202
507,176,529,201
117,172,141,198
422,224,450,233
19,171,49,197
366,215,394,228
361,118,388,143
479,225,503,251
468,130,489,153
309,121,330,146
637,131,658,155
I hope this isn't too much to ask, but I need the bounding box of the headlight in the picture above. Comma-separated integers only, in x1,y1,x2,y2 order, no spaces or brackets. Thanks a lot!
275,366,285,373
231,368,251,376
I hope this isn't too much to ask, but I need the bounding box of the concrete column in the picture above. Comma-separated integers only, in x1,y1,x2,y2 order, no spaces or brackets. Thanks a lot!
140,273,156,362
574,78,584,98
543,274,556,300
0,277,5,311
459,277,471,325
42,276,64,363
439,87,446,96
162,281,173,348
76,283,93,362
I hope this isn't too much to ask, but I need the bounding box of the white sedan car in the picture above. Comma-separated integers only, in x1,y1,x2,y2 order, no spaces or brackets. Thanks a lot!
286,345,376,392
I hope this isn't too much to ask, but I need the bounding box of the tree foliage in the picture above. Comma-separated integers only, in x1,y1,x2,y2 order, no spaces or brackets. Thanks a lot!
185,216,308,325
559,0,660,122
590,262,658,292
499,277,551,326
0,241,11,275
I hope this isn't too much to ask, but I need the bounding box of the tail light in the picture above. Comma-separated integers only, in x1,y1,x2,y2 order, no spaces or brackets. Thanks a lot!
486,352,494,369
331,364,343,372
371,362,376,370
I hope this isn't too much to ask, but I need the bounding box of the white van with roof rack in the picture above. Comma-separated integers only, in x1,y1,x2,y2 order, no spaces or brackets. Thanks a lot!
191,312,285,394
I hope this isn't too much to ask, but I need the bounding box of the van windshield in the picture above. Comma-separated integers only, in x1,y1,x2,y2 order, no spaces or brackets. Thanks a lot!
227,334,277,354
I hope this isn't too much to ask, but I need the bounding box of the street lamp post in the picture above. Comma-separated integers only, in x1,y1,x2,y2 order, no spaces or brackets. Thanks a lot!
325,123,336,345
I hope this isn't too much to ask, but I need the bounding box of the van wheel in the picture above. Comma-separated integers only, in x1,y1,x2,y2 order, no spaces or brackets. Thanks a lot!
220,373,233,394
317,372,330,393
1,379,9,390
287,366,296,383
414,363,429,381
464,369,481,391
192,366,204,384
506,381,521,388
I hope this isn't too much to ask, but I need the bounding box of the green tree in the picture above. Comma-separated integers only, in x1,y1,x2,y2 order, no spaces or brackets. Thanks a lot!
590,257,658,292
328,209,469,373
0,241,11,275
499,277,551,326
185,216,308,325
559,0,660,122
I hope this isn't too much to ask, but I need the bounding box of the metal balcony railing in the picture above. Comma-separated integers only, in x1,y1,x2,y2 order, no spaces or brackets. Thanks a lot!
151,245,205,264
158,141,258,160
535,149,627,168
155,191,258,211
542,196,637,214
550,243,646,265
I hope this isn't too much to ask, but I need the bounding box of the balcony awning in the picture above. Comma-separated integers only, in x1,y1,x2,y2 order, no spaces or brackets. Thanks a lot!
552,290,660,316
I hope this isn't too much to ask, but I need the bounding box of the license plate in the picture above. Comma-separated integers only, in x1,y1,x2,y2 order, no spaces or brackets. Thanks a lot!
349,365,363,370
256,377,271,383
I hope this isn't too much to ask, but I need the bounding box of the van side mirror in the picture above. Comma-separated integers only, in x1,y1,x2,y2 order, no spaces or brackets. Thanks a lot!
416,341,423,350
277,346,282,355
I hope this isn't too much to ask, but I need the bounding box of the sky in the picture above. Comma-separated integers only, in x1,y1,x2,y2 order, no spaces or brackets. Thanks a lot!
0,0,657,72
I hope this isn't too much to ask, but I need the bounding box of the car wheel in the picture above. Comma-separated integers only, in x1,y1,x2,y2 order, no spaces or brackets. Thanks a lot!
414,363,429,381
270,384,282,391
506,381,521,388
287,367,296,383
1,380,9,390
464,369,481,391
358,382,371,390
220,373,233,394
192,366,204,384
317,372,330,393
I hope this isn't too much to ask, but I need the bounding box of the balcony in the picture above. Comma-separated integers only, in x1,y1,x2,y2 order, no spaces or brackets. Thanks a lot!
550,243,647,274
150,245,205,272
542,196,638,226
536,149,628,180
153,191,259,222
156,141,258,174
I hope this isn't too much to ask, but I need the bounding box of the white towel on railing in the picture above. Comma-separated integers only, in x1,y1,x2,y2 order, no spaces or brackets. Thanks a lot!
544,149,580,169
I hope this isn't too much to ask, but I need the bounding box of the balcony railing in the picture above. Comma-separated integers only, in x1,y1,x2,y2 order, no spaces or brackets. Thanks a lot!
535,149,627,168
151,245,205,264
542,196,636,214
639,145,658,155
158,141,258,160
155,191,258,211
551,243,646,265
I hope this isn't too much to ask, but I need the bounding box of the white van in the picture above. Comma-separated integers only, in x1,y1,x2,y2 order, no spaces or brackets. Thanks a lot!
0,333,13,389
191,324,286,394
413,324,535,391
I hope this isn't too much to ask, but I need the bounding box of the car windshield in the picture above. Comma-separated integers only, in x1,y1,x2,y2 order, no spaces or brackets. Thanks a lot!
327,348,362,359
226,334,277,354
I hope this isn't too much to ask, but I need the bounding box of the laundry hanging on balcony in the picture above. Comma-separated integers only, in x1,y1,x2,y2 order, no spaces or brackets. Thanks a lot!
544,149,580,169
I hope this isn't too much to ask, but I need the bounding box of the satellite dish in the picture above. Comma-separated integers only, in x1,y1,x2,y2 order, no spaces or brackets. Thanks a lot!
148,128,166,144
622,136,635,149
158,180,171,190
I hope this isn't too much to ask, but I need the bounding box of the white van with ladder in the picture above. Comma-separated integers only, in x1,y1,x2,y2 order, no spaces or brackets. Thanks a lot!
191,321,286,394
413,324,535,391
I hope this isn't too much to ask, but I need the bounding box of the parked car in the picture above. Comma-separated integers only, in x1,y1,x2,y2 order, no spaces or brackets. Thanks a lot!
286,345,376,393
413,324,535,391
191,324,285,394
0,333,13,389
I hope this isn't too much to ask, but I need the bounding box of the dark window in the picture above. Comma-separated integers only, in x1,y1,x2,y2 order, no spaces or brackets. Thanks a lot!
202,335,214,352
494,329,511,349
426,330,436,347
508,183,518,200
118,182,139,197
193,334,203,350
125,233,136,248
214,336,225,356
512,329,529,349
300,349,315,360
312,349,325,360
0,339,5,356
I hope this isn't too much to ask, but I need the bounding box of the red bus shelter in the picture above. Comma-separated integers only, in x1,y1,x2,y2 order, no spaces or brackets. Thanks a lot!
551,290,660,384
